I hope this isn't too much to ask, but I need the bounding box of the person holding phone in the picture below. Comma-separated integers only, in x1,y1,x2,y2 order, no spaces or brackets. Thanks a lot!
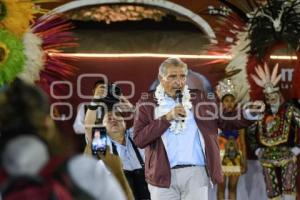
84,84,134,200
73,79,108,151
103,111,150,200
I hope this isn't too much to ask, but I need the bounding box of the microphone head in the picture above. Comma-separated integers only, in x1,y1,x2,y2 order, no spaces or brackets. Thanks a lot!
175,89,182,96
175,90,183,103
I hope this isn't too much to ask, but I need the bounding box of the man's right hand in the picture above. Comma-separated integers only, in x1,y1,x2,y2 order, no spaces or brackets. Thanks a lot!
165,105,186,121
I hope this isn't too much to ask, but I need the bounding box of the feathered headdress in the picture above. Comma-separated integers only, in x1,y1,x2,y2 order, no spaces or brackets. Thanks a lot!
251,63,281,94
204,0,300,101
0,13,77,100
0,0,77,101
21,14,78,98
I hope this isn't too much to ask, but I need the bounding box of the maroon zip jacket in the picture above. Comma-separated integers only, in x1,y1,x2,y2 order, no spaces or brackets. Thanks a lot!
133,89,252,188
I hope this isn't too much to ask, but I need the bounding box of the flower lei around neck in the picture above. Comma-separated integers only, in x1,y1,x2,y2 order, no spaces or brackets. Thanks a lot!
154,84,192,134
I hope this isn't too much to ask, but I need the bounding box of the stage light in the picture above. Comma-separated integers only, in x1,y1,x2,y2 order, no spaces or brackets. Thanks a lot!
48,53,298,60
48,53,232,59
269,55,297,60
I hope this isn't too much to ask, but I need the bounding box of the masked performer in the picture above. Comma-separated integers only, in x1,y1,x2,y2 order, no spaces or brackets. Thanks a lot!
248,63,300,200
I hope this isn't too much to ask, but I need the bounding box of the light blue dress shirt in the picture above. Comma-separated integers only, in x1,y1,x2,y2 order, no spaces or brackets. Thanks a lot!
161,97,206,168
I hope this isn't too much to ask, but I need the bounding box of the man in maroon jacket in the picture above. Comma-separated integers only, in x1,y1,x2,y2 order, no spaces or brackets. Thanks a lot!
133,57,263,200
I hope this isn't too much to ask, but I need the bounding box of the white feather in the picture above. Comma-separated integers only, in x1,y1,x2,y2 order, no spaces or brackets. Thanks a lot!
236,86,248,103
257,65,267,85
19,29,45,84
264,62,271,82
271,63,279,83
251,74,265,87
225,31,251,103
273,74,282,86
255,66,265,81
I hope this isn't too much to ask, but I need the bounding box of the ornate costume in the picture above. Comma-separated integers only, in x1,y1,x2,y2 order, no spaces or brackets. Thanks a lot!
219,130,247,176
0,0,77,100
206,1,300,198
247,64,300,199
216,78,248,200
217,79,247,176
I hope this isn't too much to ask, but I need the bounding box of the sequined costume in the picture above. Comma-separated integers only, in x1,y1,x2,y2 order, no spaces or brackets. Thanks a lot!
248,103,300,198
248,64,300,199
216,78,248,200
219,129,247,176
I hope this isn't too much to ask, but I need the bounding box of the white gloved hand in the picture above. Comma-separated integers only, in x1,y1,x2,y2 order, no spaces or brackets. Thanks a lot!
291,146,300,156
255,148,262,158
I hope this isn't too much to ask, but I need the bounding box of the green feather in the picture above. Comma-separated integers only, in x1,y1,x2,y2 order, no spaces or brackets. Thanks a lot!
0,29,26,86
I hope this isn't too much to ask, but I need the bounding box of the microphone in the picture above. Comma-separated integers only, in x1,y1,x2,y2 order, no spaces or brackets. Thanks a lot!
175,90,185,122
175,90,183,104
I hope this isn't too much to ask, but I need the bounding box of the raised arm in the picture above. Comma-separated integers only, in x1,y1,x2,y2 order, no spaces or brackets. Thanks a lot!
84,108,97,145
73,104,86,134
217,108,253,131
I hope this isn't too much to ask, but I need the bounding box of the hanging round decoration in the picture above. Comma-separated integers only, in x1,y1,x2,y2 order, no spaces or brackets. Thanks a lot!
0,29,26,86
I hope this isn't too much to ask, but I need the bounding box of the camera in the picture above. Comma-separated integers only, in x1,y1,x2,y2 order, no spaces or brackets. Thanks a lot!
91,127,107,155
92,83,121,106
106,83,121,103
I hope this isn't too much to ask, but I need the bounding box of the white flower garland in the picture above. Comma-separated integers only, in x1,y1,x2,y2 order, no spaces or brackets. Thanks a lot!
154,84,192,134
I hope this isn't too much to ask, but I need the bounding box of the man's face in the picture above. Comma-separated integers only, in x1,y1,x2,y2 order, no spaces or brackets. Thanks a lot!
159,66,187,97
103,112,126,138
93,84,107,98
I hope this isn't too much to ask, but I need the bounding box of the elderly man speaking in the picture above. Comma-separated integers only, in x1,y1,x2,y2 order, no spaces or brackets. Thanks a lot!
133,57,262,200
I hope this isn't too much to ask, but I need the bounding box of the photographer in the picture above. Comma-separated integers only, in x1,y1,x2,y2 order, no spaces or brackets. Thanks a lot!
84,83,134,200
103,111,150,200
73,79,108,136
84,81,133,144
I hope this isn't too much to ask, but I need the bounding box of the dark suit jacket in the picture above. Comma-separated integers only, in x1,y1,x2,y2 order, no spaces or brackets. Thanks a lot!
133,89,252,188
